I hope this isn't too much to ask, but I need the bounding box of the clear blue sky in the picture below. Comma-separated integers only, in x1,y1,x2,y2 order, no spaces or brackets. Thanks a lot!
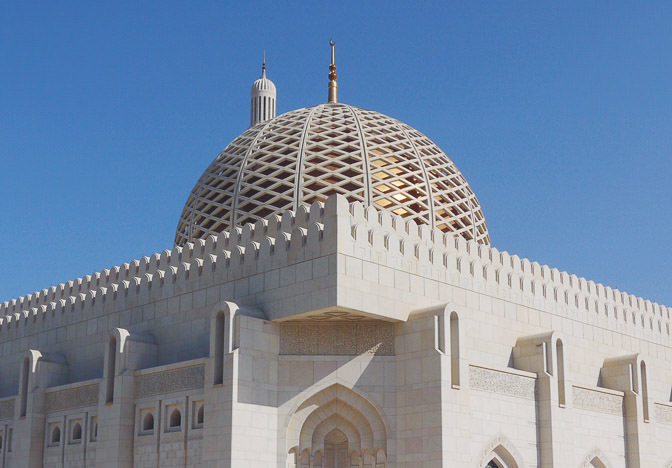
1,2,671,306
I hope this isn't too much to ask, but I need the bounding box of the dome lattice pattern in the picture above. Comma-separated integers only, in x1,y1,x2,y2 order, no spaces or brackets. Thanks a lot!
175,103,489,246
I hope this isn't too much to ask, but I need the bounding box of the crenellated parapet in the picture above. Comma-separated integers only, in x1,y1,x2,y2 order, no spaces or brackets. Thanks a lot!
0,195,670,344
345,198,671,343
0,199,332,335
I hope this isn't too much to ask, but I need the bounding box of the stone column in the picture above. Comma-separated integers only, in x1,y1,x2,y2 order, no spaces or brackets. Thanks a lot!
395,311,445,467
202,302,239,468
601,354,652,468
12,350,68,468
202,301,275,468
513,332,569,468
95,328,157,468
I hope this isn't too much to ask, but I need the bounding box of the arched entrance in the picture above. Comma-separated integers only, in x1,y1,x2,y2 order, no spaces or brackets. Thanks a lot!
479,438,523,468
286,384,388,468
324,429,348,468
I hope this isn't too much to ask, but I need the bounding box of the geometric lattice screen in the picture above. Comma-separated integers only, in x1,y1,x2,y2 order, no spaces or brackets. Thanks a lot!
175,103,489,246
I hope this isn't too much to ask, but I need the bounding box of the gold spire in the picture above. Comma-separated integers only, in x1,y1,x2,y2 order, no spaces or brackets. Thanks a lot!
328,39,337,103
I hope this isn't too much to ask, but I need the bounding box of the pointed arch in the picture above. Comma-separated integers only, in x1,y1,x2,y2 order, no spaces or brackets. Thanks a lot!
286,383,387,459
142,412,154,432
310,414,362,455
478,435,524,468
301,399,372,449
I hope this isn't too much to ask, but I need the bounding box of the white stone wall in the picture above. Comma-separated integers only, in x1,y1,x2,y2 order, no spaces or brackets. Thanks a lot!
0,195,669,466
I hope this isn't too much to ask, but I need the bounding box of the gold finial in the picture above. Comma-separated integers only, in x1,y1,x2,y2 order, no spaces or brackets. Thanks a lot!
328,39,338,103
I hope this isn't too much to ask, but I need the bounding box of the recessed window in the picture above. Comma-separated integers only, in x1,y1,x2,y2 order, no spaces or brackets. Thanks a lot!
105,336,117,403
70,422,82,443
192,401,204,429
169,409,181,429
143,412,154,432
19,358,29,417
90,416,98,442
50,425,61,446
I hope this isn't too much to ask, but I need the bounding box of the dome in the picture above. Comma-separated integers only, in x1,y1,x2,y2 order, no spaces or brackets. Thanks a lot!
175,103,489,246
251,75,276,93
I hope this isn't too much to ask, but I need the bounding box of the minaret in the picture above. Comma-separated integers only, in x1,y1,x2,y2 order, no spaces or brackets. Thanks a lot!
328,39,337,103
250,54,277,127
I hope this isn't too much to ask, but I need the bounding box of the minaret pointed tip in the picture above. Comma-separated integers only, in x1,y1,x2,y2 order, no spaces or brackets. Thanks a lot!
328,39,338,103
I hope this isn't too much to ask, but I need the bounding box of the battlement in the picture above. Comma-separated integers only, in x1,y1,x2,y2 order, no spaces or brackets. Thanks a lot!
0,195,670,343
0,199,334,332
345,199,671,342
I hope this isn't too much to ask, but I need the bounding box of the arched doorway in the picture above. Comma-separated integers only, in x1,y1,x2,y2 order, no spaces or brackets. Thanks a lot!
324,429,348,468
479,441,521,468
286,384,388,468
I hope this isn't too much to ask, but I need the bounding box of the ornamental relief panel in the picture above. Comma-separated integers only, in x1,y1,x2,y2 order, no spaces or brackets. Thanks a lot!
572,386,623,416
469,366,536,400
654,403,672,425
280,321,394,356
46,383,99,413
135,365,205,399
0,398,14,420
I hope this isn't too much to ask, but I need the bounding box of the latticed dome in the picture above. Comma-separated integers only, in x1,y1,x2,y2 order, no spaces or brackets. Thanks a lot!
175,103,489,246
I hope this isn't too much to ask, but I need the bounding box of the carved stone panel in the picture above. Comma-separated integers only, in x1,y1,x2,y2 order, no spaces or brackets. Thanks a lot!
280,321,394,356
46,383,99,413
135,365,205,399
654,403,672,425
469,366,536,400
0,398,14,420
572,386,623,416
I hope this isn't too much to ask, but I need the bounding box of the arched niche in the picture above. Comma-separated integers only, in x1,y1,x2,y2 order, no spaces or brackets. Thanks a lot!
478,436,523,468
143,412,154,432
310,414,361,455
286,384,388,467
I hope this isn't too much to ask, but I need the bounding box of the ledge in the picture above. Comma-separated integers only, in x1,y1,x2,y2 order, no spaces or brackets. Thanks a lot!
469,363,537,380
654,401,672,408
45,377,100,393
572,383,624,398
134,357,207,377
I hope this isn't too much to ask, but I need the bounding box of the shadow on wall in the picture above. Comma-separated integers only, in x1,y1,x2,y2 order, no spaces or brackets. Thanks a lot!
248,350,381,408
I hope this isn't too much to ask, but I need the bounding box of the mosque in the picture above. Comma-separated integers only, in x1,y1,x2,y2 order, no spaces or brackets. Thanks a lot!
0,43,670,468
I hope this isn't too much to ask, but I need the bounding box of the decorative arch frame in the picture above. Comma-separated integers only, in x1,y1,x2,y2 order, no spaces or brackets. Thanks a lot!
310,414,362,454
477,435,525,468
286,383,388,459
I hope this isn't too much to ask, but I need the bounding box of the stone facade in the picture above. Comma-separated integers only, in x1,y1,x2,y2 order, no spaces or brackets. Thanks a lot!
0,195,670,467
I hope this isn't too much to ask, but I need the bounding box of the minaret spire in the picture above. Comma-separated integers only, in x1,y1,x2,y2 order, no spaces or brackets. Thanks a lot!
328,39,338,103
250,53,277,127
